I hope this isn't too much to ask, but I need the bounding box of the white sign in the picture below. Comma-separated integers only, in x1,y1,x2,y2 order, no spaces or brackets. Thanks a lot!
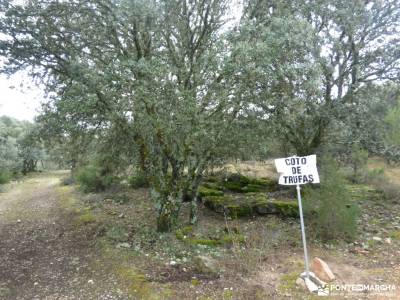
274,154,320,185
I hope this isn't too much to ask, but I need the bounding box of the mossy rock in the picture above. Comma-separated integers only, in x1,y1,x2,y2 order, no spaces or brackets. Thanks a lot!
225,203,253,218
203,193,298,218
198,186,224,198
201,182,224,191
223,181,246,193
242,184,266,193
221,173,279,193
226,173,251,184
252,177,280,191
203,175,220,183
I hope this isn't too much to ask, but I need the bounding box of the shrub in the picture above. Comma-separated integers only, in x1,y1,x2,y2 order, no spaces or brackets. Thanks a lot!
304,157,359,242
60,176,75,186
0,170,11,184
129,172,149,189
75,164,118,193
364,168,399,201
349,144,368,183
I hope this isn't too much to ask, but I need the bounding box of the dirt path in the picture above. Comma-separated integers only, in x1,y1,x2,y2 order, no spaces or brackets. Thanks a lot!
0,172,126,300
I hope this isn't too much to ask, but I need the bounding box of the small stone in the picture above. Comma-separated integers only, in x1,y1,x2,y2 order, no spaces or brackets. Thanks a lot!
116,242,131,249
372,236,382,242
296,277,306,289
118,213,124,218
311,257,335,282
170,260,177,266
17,219,21,223
384,237,392,244
351,247,369,255
193,255,219,275
88,279,94,284
33,282,38,286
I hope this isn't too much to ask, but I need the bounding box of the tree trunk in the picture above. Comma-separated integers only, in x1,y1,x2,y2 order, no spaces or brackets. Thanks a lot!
189,199,198,225
154,191,182,232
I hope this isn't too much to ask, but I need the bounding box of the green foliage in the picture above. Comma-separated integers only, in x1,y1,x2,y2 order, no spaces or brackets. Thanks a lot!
128,172,149,189
304,157,359,242
0,170,11,184
0,116,50,177
384,97,400,146
75,164,119,193
349,144,368,183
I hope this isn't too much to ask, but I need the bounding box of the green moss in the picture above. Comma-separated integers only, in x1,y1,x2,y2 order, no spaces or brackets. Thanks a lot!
75,212,97,226
223,181,245,193
204,194,299,219
390,230,400,240
226,173,251,185
203,175,220,183
241,184,264,193
175,226,194,240
191,279,200,286
222,174,279,193
279,271,300,292
226,203,253,218
201,182,224,191
221,233,245,244
203,195,227,210
115,266,154,299
223,290,234,300
273,201,299,218
198,186,224,197
249,177,279,191
176,225,245,247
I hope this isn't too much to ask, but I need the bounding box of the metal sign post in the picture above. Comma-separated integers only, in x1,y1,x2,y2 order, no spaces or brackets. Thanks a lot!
296,184,309,279
275,154,320,281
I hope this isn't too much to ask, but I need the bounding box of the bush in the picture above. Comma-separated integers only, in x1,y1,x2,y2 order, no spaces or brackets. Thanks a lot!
364,168,400,201
75,164,118,193
349,144,368,183
304,157,359,242
0,170,11,184
129,172,149,189
60,176,75,186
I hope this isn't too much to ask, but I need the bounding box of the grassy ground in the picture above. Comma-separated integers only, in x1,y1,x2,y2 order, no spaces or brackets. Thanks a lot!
71,159,400,299
1,160,399,299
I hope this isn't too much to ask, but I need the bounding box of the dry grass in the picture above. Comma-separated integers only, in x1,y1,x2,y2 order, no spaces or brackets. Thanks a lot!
368,157,400,187
217,160,278,179
63,160,400,299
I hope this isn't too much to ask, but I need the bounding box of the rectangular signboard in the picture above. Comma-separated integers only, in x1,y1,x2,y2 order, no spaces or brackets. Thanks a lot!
274,154,320,185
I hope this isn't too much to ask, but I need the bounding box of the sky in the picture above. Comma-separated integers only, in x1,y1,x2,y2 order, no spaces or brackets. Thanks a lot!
0,72,44,122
